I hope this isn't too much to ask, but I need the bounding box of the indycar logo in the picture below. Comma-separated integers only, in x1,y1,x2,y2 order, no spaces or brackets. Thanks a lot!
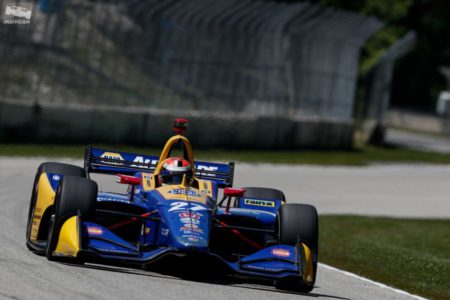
4,3,32,25
100,152,124,165
272,248,290,257
244,199,275,207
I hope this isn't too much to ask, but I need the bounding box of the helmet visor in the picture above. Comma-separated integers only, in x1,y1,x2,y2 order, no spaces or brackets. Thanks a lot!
161,173,184,185
160,170,192,185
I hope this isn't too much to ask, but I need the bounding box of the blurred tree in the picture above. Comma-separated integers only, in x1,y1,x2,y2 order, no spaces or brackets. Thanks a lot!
390,0,450,111
274,0,450,111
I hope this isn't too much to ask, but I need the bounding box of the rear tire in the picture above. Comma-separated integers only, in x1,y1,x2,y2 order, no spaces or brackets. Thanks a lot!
46,176,97,261
26,163,85,252
243,187,285,201
275,203,318,293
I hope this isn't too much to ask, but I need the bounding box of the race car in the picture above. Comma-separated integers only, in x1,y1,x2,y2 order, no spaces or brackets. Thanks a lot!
26,118,318,292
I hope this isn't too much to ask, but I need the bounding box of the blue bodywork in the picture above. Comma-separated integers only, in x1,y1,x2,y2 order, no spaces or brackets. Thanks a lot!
81,191,301,279
44,146,305,281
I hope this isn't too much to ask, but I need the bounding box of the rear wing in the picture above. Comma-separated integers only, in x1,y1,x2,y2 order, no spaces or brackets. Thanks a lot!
84,146,234,188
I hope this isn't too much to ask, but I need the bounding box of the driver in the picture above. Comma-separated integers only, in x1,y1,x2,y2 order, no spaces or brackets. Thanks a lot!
158,157,193,185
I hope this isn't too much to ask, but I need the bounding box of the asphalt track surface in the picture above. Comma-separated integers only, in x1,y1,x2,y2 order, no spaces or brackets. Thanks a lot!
2,158,446,300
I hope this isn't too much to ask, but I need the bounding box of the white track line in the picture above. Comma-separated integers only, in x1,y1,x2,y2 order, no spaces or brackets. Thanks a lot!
319,263,428,300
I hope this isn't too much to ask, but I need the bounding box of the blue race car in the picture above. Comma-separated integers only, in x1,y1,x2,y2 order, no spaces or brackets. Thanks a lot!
26,118,318,292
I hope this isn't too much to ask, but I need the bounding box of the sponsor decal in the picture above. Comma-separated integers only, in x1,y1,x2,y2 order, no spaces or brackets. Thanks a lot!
159,187,206,203
168,201,207,212
87,227,103,235
244,199,275,207
180,224,203,234
161,228,169,236
52,175,61,181
180,217,200,225
182,234,204,241
97,248,131,254
200,181,212,196
168,189,201,197
132,156,158,168
272,248,290,257
97,196,129,203
142,173,153,190
100,152,124,165
196,165,218,178
179,212,202,219
244,265,278,272
181,224,198,229
197,165,218,174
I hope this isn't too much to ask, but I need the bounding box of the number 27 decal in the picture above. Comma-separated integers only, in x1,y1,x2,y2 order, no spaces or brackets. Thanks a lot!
168,201,207,212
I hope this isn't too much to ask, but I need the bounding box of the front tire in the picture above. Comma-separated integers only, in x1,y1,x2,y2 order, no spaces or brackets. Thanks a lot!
46,175,97,261
275,203,318,293
26,162,85,252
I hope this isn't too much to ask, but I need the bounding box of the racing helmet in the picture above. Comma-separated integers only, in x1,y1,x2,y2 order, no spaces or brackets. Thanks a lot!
158,157,193,185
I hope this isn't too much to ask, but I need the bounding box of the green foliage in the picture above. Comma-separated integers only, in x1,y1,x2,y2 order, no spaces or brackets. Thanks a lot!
311,0,413,76
317,0,412,22
286,0,450,110
320,215,450,299
360,26,407,75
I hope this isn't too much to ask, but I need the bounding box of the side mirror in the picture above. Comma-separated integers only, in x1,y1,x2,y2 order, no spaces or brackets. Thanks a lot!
116,174,141,202
223,188,246,213
116,174,141,185
224,188,246,198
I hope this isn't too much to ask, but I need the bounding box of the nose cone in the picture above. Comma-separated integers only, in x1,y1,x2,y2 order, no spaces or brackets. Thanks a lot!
158,201,211,253
174,234,209,253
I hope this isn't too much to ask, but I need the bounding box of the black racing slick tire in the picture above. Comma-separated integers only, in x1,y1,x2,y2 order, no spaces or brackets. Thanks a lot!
46,176,97,261
243,187,285,201
26,162,86,252
275,203,318,293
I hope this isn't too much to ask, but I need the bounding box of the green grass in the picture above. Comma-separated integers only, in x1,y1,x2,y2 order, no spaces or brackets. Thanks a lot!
1,143,450,166
320,215,450,300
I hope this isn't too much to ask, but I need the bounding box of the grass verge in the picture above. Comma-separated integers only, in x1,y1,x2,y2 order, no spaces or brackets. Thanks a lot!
319,215,450,300
1,143,450,165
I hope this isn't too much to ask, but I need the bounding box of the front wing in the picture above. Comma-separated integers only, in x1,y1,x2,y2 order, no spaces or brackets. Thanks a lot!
52,218,314,283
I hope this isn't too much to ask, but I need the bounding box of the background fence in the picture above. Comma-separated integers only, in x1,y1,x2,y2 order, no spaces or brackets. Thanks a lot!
0,0,382,148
